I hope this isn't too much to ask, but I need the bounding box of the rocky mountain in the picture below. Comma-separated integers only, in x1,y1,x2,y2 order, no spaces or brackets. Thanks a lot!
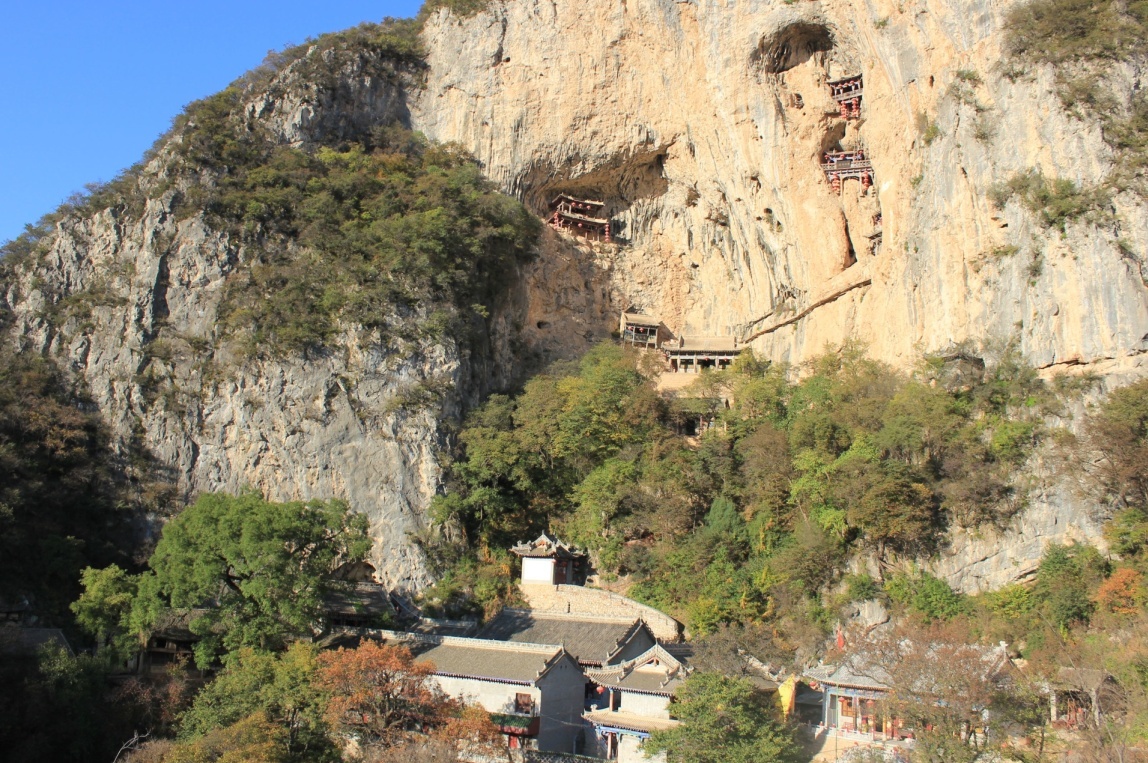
417,0,1147,377
2,0,1145,593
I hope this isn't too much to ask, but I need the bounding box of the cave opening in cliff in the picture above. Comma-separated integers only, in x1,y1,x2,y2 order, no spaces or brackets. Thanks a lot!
753,22,834,74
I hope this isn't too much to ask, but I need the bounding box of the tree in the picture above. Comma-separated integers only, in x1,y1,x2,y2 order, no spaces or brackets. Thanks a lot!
314,640,450,750
836,449,938,560
1033,544,1107,631
1086,379,1148,510
435,704,511,763
165,712,290,763
884,571,966,622
847,620,1032,763
1094,567,1146,616
71,564,138,658
141,492,371,666
178,645,334,761
0,349,139,623
1024,613,1148,763
645,673,800,763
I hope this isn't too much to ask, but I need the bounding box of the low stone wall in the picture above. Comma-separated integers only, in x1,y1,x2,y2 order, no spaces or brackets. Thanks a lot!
520,583,682,642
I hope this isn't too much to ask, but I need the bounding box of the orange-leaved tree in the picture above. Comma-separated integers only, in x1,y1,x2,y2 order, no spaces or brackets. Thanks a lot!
437,704,511,762
1094,567,1146,616
315,641,450,749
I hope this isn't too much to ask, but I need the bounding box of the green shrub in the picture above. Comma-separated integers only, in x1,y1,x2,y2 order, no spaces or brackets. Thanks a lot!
845,573,881,602
419,0,494,20
428,341,1057,633
885,571,966,621
189,136,540,356
1004,0,1148,192
917,112,942,145
1005,0,1147,67
990,244,1020,259
1033,543,1108,629
982,583,1036,620
990,170,1111,232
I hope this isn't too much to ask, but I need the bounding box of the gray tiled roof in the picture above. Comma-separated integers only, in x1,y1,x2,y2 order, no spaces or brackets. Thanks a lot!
584,709,680,733
509,533,585,559
805,662,891,690
662,336,739,353
477,609,648,666
0,628,73,656
584,644,689,696
806,642,1009,693
378,631,570,684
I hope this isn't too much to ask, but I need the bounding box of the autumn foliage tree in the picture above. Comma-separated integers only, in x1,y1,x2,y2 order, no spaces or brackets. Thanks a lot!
1094,567,1147,616
315,641,450,750
845,620,1033,763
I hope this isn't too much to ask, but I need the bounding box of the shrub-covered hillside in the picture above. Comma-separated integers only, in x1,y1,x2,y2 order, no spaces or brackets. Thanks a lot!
423,342,1092,633
2,18,538,361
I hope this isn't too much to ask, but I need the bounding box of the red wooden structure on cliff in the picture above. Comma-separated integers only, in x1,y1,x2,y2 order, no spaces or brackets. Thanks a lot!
821,149,873,194
828,75,863,119
549,194,612,242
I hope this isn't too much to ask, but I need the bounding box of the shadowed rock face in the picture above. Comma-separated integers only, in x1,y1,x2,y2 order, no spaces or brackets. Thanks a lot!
4,0,1145,593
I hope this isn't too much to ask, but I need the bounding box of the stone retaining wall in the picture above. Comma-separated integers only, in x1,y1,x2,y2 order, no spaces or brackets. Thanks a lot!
520,583,682,641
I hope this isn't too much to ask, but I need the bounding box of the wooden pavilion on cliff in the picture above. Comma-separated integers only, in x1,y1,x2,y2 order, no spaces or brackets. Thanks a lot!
828,75,863,119
661,336,742,373
821,149,873,194
619,312,664,349
549,194,612,242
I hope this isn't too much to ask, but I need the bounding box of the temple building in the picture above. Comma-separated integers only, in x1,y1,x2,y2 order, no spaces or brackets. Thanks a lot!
549,194,612,241
371,631,587,753
805,661,899,739
828,75,863,119
510,533,588,586
661,336,742,372
583,644,689,762
507,534,684,643
620,312,664,349
821,149,874,194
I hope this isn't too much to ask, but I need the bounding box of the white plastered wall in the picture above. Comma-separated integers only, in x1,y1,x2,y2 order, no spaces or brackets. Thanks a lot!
522,557,556,583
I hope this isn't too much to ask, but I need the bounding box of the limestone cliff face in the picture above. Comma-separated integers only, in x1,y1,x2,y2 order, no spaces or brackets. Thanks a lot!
1,52,465,591
3,202,453,591
410,0,1148,591
413,0,1148,378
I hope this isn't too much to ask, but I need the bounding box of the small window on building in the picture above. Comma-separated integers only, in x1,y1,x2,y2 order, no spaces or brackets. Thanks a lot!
515,693,533,714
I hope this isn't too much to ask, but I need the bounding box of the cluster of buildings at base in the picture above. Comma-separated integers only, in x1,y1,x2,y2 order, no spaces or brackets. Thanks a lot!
0,534,1118,761
381,534,694,761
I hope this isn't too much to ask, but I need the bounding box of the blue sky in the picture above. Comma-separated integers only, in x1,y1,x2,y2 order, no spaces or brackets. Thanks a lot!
0,1,422,244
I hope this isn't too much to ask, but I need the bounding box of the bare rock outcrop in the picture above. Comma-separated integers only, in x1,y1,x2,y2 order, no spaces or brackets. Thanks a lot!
412,0,1148,376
